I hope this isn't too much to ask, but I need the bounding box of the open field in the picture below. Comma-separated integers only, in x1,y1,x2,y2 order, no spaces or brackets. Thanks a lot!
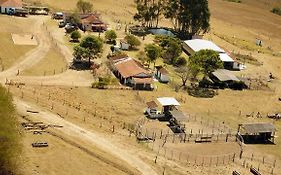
22,46,67,76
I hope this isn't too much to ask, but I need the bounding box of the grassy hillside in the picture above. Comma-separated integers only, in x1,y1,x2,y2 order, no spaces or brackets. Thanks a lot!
0,86,20,175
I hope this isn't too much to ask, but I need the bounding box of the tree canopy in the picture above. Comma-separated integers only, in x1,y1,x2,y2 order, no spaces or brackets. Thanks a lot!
134,0,164,28
124,35,141,49
105,30,117,42
134,0,210,38
145,44,161,67
70,31,81,42
73,35,103,65
188,49,223,78
164,0,210,38
156,36,182,65
76,0,93,14
68,13,81,25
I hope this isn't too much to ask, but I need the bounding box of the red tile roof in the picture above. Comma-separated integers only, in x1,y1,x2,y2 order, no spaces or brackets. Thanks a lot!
114,58,148,78
0,0,22,7
81,14,103,24
133,77,153,84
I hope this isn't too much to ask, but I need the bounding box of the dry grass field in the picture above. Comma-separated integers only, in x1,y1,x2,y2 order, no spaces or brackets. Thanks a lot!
0,15,38,69
22,46,67,76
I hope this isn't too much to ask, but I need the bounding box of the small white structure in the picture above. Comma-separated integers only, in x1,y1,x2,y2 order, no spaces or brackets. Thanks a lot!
157,97,180,106
155,66,169,83
120,39,130,50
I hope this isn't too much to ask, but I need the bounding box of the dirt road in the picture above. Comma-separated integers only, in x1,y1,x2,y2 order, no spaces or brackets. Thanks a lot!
15,98,158,175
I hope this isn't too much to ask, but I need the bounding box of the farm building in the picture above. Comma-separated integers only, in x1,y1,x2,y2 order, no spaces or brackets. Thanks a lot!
111,57,153,90
182,39,240,70
81,14,107,32
63,13,107,32
238,123,276,144
0,0,22,14
155,66,169,83
211,69,240,82
210,69,246,90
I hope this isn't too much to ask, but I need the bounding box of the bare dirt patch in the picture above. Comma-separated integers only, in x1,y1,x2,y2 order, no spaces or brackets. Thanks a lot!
11,34,38,46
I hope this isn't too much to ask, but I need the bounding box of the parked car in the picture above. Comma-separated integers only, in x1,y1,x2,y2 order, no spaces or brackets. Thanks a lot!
65,24,78,33
58,21,65,28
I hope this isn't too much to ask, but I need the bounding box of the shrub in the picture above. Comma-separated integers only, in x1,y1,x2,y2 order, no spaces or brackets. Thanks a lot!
105,30,117,43
124,35,141,49
271,7,281,16
173,56,187,67
187,85,217,98
70,31,81,42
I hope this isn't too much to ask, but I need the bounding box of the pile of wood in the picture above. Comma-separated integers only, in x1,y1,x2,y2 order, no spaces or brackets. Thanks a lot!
32,142,49,147
22,122,63,134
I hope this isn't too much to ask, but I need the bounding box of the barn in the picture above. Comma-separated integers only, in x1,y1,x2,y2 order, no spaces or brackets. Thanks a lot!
182,39,236,70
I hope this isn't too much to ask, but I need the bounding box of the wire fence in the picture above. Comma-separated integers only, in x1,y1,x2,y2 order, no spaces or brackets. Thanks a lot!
9,85,280,174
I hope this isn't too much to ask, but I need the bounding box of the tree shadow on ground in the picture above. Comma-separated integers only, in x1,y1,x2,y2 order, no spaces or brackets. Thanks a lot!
187,85,218,98
69,60,91,71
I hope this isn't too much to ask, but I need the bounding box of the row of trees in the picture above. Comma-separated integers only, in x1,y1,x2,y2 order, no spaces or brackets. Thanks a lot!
134,0,210,38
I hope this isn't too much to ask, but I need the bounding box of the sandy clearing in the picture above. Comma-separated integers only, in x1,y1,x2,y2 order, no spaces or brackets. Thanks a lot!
15,98,158,175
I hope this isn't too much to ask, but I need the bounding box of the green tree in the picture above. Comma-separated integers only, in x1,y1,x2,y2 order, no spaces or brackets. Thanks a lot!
68,13,81,25
175,66,190,87
70,31,81,42
105,30,117,43
137,50,149,65
157,36,182,64
134,0,164,27
73,35,103,65
124,35,141,49
76,0,93,14
189,49,223,79
145,44,161,68
164,0,210,38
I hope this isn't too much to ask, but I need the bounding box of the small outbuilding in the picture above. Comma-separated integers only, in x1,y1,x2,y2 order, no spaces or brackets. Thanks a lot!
155,66,169,83
211,69,240,82
238,123,276,144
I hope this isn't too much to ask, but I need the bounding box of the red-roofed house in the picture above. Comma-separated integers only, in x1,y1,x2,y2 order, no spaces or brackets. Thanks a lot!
81,14,107,32
111,57,153,90
0,0,22,14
